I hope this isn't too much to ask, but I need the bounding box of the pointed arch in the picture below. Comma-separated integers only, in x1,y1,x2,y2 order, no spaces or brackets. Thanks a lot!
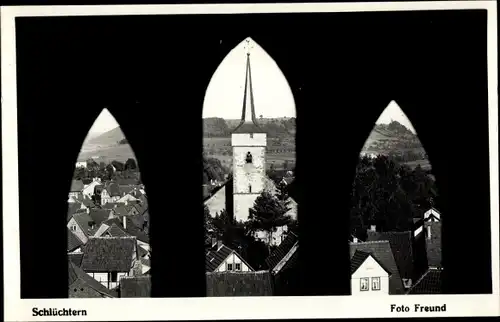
201,37,299,295
349,100,443,294
66,108,151,298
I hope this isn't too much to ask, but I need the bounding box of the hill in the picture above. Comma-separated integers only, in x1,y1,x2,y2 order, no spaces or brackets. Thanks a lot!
203,117,296,138
86,127,126,146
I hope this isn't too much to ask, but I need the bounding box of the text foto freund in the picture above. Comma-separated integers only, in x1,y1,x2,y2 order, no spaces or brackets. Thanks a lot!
390,304,447,313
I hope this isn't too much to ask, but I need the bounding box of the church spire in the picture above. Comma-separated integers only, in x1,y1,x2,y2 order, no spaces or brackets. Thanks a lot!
233,40,264,133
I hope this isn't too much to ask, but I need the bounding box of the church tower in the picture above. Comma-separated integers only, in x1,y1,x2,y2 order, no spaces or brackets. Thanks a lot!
231,44,267,222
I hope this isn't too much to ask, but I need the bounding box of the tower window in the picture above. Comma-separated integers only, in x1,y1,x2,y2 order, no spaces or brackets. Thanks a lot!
245,152,253,164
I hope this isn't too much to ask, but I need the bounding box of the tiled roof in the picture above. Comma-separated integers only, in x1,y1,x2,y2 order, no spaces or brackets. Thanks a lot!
102,203,119,209
103,217,149,243
350,250,371,274
67,228,84,252
81,237,137,272
133,202,148,216
68,260,118,298
67,203,83,221
119,185,140,195
206,271,273,296
73,212,98,237
105,223,129,237
113,205,129,216
105,182,121,197
120,276,151,297
366,230,414,279
407,268,443,294
138,245,148,258
81,197,95,208
89,209,113,225
68,252,84,267
265,231,298,270
206,244,233,272
350,240,405,294
70,180,85,192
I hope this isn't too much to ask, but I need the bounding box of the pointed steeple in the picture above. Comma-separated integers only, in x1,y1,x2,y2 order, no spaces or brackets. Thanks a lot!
232,45,264,134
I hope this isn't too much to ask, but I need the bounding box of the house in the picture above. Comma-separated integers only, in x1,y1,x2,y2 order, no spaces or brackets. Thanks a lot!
68,260,118,298
412,207,442,269
67,228,84,253
75,161,87,169
120,275,152,297
265,231,300,295
67,212,99,244
407,267,443,294
254,226,289,246
350,240,405,295
97,217,150,252
82,178,102,198
67,203,86,223
366,229,422,289
350,249,391,296
117,193,139,204
69,180,84,200
80,236,141,290
100,182,122,205
206,271,273,296
206,240,254,273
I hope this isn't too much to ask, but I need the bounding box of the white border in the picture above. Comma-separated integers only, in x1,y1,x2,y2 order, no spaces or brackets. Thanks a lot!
2,2,498,321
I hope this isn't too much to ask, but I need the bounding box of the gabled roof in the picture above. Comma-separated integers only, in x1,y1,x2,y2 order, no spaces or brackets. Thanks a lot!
350,240,404,294
113,204,129,216
67,228,84,252
104,223,129,238
350,250,371,274
81,197,95,208
70,180,85,192
407,268,443,294
89,209,113,226
104,182,121,197
265,231,298,271
350,249,392,275
72,212,98,237
205,244,253,272
366,230,414,279
81,236,137,272
102,202,119,209
68,252,84,267
103,217,150,243
68,260,117,298
67,203,83,222
120,276,152,297
206,271,273,296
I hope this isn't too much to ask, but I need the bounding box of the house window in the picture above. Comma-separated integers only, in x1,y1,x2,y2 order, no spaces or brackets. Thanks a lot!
110,272,118,282
372,277,381,291
360,278,369,291
249,133,254,138
235,263,241,271
227,263,233,271
71,225,77,231
248,184,252,193
245,152,253,163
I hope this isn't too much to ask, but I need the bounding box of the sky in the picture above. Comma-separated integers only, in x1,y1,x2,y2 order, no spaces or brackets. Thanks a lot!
203,37,296,119
87,108,119,135
375,100,416,133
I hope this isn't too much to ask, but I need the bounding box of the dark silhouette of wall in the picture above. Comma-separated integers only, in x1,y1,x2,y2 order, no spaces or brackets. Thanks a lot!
14,9,491,298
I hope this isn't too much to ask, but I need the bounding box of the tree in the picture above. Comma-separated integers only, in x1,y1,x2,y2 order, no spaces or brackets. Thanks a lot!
247,191,291,253
283,160,289,170
125,158,138,171
111,160,125,172
105,164,115,180
204,205,216,242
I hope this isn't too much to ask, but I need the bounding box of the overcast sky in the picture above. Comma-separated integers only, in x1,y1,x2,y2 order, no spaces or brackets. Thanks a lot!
88,108,119,135
203,37,296,119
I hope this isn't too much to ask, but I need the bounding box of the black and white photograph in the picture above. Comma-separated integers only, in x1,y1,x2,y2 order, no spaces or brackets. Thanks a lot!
2,1,498,320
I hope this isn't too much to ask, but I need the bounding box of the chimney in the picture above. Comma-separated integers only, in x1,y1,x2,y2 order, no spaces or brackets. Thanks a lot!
125,200,128,206
217,240,223,250
123,216,127,230
427,225,431,240
370,225,377,232
353,236,358,243
86,208,90,214
211,237,217,248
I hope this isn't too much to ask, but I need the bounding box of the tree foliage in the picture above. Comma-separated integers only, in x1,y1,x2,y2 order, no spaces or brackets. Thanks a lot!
350,155,438,238
125,158,138,170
